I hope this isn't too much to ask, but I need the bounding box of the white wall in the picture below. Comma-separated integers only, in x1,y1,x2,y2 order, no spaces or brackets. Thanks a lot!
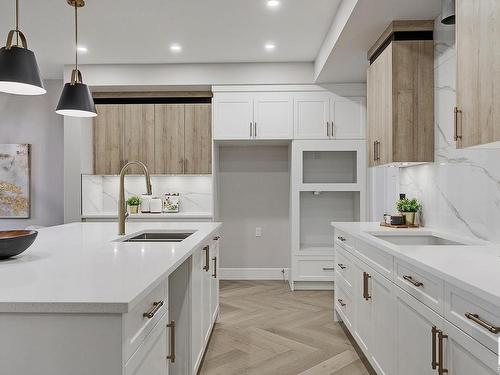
217,145,290,269
0,80,64,229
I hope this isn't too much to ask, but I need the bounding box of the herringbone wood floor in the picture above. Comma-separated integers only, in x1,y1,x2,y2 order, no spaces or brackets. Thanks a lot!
199,280,373,375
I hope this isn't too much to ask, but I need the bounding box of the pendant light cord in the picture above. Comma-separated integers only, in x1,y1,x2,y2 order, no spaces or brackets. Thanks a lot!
74,1,78,71
15,0,19,45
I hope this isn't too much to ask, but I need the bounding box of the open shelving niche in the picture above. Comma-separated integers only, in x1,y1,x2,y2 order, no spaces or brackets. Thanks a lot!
290,140,366,289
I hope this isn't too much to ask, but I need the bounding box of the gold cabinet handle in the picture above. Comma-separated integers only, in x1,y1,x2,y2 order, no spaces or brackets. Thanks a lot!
322,267,335,271
250,122,253,138
454,107,463,141
203,245,210,271
143,301,164,319
337,298,346,307
337,236,346,242
184,158,188,174
363,272,371,300
403,275,424,287
167,320,176,363
326,121,330,137
331,122,335,138
465,312,500,334
213,236,220,241
431,326,438,370
438,330,448,375
337,263,347,270
254,122,257,138
212,256,217,278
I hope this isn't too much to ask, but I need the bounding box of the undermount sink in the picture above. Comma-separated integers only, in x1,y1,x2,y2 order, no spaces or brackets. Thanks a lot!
372,234,467,246
120,231,195,243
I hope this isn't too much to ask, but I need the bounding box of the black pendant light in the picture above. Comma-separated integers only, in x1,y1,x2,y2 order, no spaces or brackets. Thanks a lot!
56,0,96,118
0,0,45,95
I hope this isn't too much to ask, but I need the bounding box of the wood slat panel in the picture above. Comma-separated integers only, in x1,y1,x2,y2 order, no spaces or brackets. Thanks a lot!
154,104,185,174
184,104,212,174
93,104,124,174
123,104,155,174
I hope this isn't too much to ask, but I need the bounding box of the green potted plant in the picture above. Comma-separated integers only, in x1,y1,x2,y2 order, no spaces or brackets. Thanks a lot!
396,198,422,225
127,196,141,214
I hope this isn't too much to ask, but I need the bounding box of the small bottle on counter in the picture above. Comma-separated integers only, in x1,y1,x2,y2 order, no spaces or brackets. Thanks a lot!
163,193,180,213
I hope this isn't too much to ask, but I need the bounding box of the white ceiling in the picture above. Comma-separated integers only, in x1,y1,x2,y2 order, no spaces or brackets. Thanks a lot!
0,0,341,79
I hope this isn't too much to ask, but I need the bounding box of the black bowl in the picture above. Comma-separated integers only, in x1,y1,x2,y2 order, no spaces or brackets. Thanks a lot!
0,230,38,259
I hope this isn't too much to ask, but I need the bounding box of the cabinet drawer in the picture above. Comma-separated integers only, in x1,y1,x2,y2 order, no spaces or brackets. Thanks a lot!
294,257,335,281
123,280,168,361
334,229,355,251
395,259,444,314
445,284,500,354
335,277,354,330
334,245,354,290
353,238,393,280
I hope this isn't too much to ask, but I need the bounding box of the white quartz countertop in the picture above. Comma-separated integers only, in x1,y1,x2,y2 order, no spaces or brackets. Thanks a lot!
331,222,500,306
0,222,221,314
82,212,213,220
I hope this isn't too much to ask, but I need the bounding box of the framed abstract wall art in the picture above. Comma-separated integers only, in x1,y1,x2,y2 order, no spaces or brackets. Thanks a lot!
0,144,31,218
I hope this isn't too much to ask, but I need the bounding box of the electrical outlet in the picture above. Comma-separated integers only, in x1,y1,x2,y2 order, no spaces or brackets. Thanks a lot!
255,227,262,237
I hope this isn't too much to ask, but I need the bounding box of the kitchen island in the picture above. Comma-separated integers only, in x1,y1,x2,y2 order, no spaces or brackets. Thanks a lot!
0,221,222,375
332,222,500,375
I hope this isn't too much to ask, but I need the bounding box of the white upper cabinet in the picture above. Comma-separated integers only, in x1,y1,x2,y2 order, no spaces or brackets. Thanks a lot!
330,96,366,139
294,93,365,140
213,87,366,141
294,92,331,139
253,93,293,139
213,93,253,140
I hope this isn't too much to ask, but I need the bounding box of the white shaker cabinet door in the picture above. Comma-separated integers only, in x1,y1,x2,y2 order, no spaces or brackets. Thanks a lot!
330,95,366,139
213,93,253,139
394,287,443,375
443,320,499,375
210,238,220,323
353,262,371,354
190,247,204,373
253,93,293,139
202,245,212,345
293,92,330,139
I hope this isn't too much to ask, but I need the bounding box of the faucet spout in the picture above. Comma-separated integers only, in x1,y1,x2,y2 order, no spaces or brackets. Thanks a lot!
118,161,152,235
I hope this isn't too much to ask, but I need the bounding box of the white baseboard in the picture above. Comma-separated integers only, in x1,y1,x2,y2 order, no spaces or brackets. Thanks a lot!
219,268,289,280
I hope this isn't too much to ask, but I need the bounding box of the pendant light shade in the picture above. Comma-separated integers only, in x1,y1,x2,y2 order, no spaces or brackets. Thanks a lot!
56,0,96,118
441,0,455,25
0,1,45,95
56,69,96,117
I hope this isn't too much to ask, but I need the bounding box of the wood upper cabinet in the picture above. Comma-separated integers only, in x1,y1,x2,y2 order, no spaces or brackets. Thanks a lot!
93,102,212,175
154,104,185,174
456,0,500,148
94,104,124,175
184,104,212,174
123,104,155,174
367,21,434,167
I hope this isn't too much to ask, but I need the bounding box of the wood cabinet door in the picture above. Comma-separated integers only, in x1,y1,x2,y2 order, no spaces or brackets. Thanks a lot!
456,0,500,148
329,95,366,139
394,287,443,375
443,320,498,375
213,93,253,140
123,104,155,173
253,93,293,139
293,92,330,139
154,104,185,174
367,46,393,167
184,104,212,174
93,104,124,174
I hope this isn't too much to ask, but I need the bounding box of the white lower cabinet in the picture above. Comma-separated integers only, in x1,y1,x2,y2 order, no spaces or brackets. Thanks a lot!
334,230,499,375
210,237,220,322
125,312,169,375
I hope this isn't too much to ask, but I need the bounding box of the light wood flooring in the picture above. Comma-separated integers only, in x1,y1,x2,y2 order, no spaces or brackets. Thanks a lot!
199,280,374,375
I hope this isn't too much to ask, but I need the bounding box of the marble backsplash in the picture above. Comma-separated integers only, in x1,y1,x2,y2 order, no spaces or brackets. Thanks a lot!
82,175,213,216
398,18,500,242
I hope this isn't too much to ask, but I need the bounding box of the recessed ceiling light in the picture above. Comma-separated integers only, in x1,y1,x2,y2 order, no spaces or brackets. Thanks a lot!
265,43,275,51
267,0,280,8
77,46,88,53
170,44,182,52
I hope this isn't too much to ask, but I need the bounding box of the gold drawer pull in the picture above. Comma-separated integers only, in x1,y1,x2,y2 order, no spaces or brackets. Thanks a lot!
337,298,346,307
337,263,347,270
465,312,500,334
213,236,220,240
363,272,371,300
337,236,346,242
167,320,176,363
203,245,210,271
438,330,448,375
212,256,217,278
403,275,424,287
143,301,164,319
431,326,438,370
